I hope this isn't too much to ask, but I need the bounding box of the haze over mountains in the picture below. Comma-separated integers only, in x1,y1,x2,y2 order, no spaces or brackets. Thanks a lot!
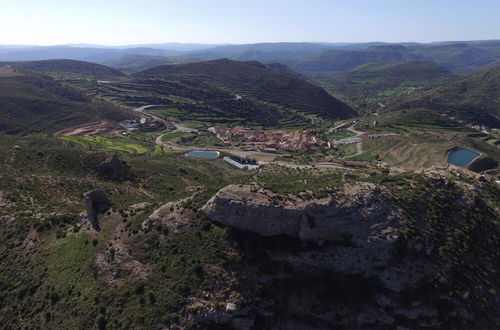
2,40,500,74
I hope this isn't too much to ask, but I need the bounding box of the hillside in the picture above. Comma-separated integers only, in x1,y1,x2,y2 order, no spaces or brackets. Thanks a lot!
311,60,457,111
265,62,304,79
294,45,422,72
102,55,199,72
135,59,355,120
0,134,498,329
387,67,500,127
0,66,132,134
409,40,500,74
292,41,500,74
4,59,125,79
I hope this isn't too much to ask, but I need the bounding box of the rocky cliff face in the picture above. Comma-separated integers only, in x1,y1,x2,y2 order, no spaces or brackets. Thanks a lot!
202,183,401,242
196,181,497,329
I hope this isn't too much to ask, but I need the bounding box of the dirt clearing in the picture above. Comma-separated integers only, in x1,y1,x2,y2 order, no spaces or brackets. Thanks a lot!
53,120,118,136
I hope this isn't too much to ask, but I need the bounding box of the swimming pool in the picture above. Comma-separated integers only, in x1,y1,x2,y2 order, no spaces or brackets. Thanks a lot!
447,148,480,167
185,150,220,159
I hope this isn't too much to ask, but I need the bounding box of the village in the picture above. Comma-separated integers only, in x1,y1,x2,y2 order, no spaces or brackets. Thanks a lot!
207,120,377,154
208,126,323,153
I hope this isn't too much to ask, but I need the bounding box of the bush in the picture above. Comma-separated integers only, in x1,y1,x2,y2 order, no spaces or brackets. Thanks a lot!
147,290,156,304
96,314,106,330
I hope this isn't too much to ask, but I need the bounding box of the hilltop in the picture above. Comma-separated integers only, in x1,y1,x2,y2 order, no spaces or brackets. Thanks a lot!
388,66,500,127
3,59,125,79
0,66,132,134
102,55,199,72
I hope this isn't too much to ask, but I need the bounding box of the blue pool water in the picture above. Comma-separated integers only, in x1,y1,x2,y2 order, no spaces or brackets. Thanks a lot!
185,150,220,159
447,148,480,167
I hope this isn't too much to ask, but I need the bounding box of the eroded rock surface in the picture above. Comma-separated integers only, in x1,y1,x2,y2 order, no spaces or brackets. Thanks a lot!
83,189,111,230
195,183,479,328
95,154,133,181
202,183,401,242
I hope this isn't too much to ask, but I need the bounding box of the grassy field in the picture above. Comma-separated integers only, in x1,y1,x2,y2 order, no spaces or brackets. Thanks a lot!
59,135,149,154
326,130,356,140
361,127,499,169
0,134,254,329
150,107,187,117
160,131,185,142
349,110,500,170
0,66,24,77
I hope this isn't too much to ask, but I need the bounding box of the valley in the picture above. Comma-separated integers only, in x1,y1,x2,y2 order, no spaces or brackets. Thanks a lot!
0,39,500,330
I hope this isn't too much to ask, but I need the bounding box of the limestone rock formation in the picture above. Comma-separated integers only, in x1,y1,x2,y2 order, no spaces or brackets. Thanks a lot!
201,183,401,242
195,183,473,328
95,154,132,181
141,198,195,235
83,189,111,230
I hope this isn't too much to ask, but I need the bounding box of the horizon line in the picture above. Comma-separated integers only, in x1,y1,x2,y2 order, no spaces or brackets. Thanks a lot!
1,39,500,48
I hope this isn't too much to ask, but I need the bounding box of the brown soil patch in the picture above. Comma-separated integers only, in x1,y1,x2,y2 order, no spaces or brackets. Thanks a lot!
53,120,118,136
248,153,278,162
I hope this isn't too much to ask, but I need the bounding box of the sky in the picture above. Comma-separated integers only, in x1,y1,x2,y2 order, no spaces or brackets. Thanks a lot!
0,0,499,45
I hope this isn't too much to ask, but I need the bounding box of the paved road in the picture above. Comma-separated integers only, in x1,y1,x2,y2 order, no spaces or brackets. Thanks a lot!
343,124,398,158
345,124,365,158
147,105,360,170
133,105,198,132
155,133,351,170
155,133,278,158
132,105,170,127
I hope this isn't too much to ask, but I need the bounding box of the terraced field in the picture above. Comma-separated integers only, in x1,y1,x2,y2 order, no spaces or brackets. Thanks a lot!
362,127,499,169
59,136,149,154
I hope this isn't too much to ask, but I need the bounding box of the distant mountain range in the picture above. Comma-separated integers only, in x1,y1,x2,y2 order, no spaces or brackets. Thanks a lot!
2,40,500,74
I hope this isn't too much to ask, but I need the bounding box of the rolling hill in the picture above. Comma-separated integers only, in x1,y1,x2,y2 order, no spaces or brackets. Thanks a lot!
310,60,458,110
2,59,125,80
101,55,199,72
135,59,355,120
2,41,500,74
0,66,132,134
387,66,500,127
292,41,500,73
294,45,423,72
66,59,354,128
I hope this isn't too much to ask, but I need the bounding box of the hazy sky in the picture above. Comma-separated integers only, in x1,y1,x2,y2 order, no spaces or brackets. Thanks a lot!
1,0,499,45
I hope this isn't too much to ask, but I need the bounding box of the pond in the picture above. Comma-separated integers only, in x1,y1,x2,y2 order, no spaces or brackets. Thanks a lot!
447,148,480,167
185,150,220,159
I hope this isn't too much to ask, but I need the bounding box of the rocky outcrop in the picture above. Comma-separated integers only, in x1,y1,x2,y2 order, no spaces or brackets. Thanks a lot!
201,183,401,243
83,189,111,230
196,183,447,328
141,198,195,235
95,154,132,181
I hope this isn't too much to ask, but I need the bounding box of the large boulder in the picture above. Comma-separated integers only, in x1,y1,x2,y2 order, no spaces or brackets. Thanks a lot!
83,189,111,230
96,154,132,181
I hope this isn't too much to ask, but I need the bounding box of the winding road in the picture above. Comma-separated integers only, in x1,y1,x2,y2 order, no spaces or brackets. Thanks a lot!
138,105,363,170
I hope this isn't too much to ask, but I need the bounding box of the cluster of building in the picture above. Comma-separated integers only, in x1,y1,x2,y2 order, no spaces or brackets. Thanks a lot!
209,126,322,153
469,124,490,134
119,117,166,132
